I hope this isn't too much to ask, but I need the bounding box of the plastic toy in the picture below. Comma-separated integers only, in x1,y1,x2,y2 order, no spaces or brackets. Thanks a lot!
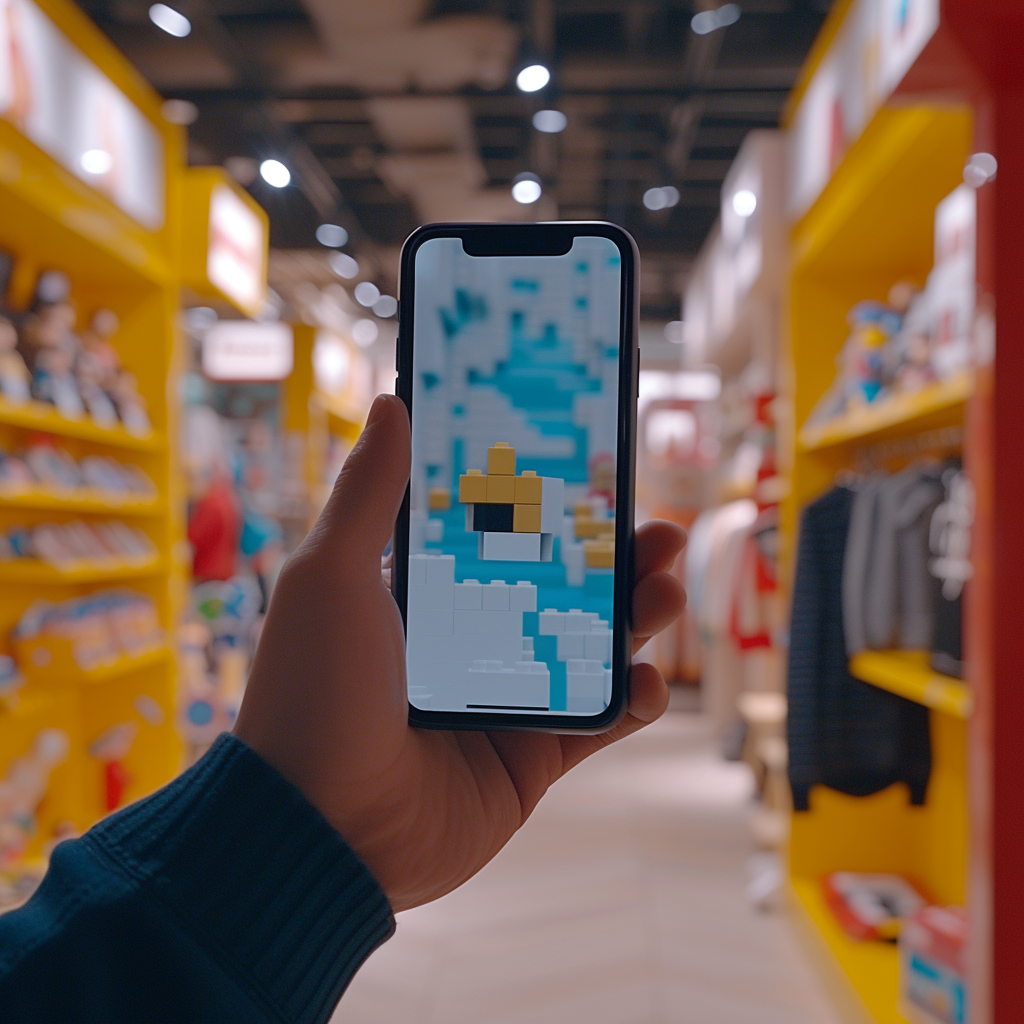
75,349,119,427
110,370,151,436
0,315,30,404
89,722,138,812
31,345,84,418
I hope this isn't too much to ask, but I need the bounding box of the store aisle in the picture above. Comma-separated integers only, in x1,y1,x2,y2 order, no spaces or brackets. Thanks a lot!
332,694,841,1024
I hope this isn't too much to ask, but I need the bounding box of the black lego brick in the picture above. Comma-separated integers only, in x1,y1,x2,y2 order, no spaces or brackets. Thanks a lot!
467,503,514,532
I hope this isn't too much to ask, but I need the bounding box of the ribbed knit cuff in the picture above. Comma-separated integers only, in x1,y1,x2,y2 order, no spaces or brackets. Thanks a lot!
87,733,395,1024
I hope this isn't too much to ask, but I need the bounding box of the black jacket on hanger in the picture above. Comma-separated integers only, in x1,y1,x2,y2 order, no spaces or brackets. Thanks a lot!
787,486,932,812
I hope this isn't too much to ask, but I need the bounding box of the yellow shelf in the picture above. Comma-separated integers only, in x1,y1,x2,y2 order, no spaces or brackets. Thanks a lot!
24,645,171,688
0,556,163,585
0,399,164,453
0,488,162,516
798,371,972,453
323,396,365,439
849,650,971,719
790,877,908,1024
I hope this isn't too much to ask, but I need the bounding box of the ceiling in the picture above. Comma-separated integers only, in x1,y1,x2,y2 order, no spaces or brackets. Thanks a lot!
74,0,832,319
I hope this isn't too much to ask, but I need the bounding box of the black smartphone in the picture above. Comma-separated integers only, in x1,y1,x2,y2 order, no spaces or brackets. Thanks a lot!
394,222,639,733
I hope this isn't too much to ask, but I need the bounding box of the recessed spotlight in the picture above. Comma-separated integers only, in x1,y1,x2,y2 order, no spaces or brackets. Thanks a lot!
664,321,686,344
259,159,291,188
330,252,359,279
691,3,740,35
643,186,680,211
352,319,379,347
316,223,349,247
161,99,198,125
354,281,380,307
533,109,567,133
964,152,998,187
149,3,191,37
512,172,542,204
81,149,113,175
373,295,398,318
516,64,550,93
732,189,757,217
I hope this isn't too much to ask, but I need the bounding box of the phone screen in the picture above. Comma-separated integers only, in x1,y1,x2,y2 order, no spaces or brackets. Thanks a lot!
406,234,624,717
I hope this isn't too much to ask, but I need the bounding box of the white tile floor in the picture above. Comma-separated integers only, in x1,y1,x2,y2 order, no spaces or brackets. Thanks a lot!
332,694,843,1024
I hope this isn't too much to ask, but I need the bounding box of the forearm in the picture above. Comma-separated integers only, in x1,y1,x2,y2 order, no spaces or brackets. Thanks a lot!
0,735,395,1023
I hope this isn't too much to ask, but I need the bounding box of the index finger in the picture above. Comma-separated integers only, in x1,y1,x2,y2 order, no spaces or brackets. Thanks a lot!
634,519,686,581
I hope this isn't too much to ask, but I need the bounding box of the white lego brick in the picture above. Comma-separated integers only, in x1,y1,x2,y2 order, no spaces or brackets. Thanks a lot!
425,554,456,587
467,662,550,709
563,541,585,587
406,631,525,711
407,580,454,636
584,630,612,663
471,659,504,671
539,477,565,534
514,660,547,673
482,581,510,610
521,635,534,657
454,608,524,638
481,532,541,561
409,509,427,553
566,658,605,675
565,660,608,715
564,611,598,633
561,514,576,549
557,633,586,660
538,610,564,634
425,518,444,543
592,620,609,631
409,553,428,585
509,582,537,612
453,580,482,610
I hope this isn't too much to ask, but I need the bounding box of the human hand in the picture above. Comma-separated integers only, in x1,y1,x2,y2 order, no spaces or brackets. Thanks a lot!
234,394,686,913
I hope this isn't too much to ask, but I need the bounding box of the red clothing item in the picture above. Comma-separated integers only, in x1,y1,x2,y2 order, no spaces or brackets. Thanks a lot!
188,476,240,581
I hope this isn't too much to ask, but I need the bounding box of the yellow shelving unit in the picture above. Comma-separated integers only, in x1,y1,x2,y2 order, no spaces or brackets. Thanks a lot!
849,652,972,720
0,0,184,854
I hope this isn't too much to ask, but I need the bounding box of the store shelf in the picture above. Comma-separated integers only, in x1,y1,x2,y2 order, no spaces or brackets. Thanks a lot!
29,645,172,687
0,400,164,453
0,688,57,721
798,371,972,453
790,876,908,1024
0,489,163,516
0,556,163,585
323,396,365,439
849,650,972,719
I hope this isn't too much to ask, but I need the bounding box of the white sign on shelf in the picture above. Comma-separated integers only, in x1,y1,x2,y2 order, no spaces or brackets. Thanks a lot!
203,321,294,381
207,184,265,313
0,0,165,229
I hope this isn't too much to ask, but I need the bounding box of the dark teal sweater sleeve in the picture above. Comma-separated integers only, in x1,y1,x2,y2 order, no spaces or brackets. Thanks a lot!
0,733,395,1023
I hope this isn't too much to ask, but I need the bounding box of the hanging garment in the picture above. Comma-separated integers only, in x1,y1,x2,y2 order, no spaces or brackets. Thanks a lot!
843,474,885,657
787,486,931,812
928,463,970,678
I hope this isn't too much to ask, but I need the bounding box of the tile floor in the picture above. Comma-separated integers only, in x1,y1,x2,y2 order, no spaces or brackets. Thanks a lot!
332,692,843,1024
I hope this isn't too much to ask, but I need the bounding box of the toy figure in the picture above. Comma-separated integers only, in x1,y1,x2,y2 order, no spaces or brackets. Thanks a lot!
0,316,30,404
0,729,69,869
75,350,118,426
31,345,84,418
110,370,151,436
80,309,121,384
89,722,137,812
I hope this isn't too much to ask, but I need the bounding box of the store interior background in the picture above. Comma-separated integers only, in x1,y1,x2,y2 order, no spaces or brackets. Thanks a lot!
3,0,1018,1020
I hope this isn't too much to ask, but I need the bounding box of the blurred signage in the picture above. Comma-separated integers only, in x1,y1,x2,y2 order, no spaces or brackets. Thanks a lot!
203,322,294,381
787,0,939,218
0,0,165,228
207,184,265,315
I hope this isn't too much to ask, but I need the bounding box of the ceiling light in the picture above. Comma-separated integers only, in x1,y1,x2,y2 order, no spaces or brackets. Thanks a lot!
259,159,291,188
330,252,359,279
512,172,542,204
316,223,349,247
516,64,550,93
372,295,398,318
148,3,191,37
964,152,997,187
533,109,567,133
81,149,113,175
161,99,198,125
643,186,680,211
732,189,757,217
354,281,380,307
352,319,379,347
691,3,740,35
664,321,686,344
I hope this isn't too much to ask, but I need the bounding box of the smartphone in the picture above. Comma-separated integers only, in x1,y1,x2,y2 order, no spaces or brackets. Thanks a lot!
394,222,638,732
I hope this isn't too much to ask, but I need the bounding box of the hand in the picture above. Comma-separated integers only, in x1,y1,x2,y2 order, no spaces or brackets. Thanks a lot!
234,394,686,913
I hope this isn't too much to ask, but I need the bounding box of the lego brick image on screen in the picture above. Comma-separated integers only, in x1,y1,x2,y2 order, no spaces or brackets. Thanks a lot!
406,236,623,715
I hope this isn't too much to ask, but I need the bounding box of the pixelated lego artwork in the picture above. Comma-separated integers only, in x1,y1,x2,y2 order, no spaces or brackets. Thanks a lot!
406,235,622,715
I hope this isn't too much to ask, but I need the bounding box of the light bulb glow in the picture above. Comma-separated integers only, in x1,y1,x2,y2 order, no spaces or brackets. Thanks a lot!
516,64,550,93
372,295,398,318
354,281,380,307
352,319,379,347
732,189,757,217
149,3,191,37
533,109,567,133
81,149,113,174
260,159,291,188
691,3,740,35
512,179,542,204
330,252,359,279
316,223,349,247
643,186,680,211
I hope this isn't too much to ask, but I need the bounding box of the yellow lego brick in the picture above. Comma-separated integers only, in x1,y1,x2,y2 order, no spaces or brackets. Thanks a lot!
574,502,593,518
584,539,615,568
459,471,487,504
575,516,614,539
513,504,542,533
514,471,543,504
486,474,516,503
487,442,516,476
428,487,451,511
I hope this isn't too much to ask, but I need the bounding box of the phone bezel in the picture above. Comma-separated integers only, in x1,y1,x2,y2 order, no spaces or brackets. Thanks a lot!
394,222,639,734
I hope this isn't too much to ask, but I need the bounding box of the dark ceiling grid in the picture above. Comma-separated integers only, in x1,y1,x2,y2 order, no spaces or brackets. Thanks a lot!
73,0,832,318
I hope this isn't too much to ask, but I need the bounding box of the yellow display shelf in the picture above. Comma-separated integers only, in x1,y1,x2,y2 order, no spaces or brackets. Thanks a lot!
849,651,971,719
323,395,366,440
0,488,163,516
0,399,164,453
23,645,172,688
798,371,973,453
0,556,163,585
790,877,908,1024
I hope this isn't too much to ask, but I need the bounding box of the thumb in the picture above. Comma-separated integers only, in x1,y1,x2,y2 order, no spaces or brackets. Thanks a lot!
308,393,410,571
